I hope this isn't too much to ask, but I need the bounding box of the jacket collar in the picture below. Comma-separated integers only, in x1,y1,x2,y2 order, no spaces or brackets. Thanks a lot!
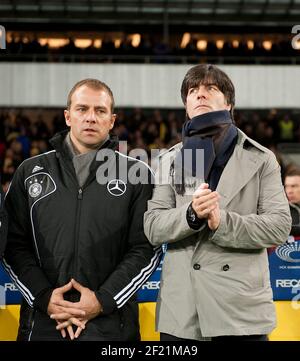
290,203,300,212
49,129,118,158
49,129,119,187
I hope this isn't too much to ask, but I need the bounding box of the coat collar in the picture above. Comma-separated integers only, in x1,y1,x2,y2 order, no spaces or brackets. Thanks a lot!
216,129,268,208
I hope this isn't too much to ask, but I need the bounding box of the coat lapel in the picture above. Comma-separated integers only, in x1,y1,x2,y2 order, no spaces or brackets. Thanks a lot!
216,131,264,208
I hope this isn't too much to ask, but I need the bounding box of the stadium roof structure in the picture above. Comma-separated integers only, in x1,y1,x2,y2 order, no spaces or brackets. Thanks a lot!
0,0,299,31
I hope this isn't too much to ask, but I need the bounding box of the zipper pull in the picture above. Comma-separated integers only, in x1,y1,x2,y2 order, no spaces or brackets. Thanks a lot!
78,188,83,200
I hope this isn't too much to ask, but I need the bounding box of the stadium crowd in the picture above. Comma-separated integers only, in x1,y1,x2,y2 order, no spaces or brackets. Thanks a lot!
1,107,299,191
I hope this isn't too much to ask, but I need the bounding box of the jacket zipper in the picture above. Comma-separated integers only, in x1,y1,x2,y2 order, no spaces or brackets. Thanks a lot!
72,188,83,288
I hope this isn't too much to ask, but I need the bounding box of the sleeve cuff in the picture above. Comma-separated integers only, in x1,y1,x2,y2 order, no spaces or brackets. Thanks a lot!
95,288,117,315
33,288,53,314
186,203,206,230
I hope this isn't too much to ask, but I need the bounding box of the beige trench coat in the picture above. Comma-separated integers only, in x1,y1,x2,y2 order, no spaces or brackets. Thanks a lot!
144,129,291,339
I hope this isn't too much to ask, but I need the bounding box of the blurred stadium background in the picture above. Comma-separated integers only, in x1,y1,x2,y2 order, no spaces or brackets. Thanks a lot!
0,0,300,341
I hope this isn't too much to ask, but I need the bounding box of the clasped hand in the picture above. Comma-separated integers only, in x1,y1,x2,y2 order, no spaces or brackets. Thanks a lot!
191,183,221,230
47,278,102,340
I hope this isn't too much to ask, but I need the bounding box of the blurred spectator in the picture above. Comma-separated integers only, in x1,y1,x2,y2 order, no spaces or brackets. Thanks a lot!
278,114,296,142
284,167,300,236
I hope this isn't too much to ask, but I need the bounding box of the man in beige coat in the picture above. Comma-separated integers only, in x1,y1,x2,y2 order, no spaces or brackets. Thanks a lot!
144,64,291,341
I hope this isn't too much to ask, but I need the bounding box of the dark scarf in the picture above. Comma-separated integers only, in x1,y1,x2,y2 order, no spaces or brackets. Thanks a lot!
174,110,237,195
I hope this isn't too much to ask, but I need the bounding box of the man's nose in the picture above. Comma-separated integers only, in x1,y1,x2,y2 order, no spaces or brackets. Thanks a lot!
197,86,208,99
86,110,97,122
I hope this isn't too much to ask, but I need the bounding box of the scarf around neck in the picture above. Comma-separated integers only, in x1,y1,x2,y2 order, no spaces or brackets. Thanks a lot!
174,110,237,195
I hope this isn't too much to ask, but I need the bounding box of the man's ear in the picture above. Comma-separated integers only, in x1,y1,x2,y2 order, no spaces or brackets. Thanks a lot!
225,102,232,111
64,109,71,127
110,113,117,129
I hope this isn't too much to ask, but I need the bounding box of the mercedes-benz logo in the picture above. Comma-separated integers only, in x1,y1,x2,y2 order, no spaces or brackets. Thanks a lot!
107,179,127,197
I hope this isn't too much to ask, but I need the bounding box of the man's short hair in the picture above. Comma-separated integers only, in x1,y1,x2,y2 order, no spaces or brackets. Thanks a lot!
180,64,235,118
285,167,300,178
67,78,115,112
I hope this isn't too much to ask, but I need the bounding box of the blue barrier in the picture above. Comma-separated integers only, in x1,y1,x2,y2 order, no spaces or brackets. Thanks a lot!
0,250,165,305
268,236,300,300
0,264,22,305
2,239,299,305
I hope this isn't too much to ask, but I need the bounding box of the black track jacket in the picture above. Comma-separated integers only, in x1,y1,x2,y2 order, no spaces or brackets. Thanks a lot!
3,131,162,340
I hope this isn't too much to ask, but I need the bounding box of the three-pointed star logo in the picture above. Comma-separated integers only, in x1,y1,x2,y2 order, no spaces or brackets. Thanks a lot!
107,179,127,197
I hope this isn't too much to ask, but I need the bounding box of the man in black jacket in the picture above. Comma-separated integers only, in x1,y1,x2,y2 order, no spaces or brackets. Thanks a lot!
3,78,161,341
0,182,8,258
284,167,300,237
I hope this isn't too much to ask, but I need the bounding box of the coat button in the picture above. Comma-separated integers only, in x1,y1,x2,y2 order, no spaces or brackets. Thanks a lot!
193,263,201,270
222,264,230,271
